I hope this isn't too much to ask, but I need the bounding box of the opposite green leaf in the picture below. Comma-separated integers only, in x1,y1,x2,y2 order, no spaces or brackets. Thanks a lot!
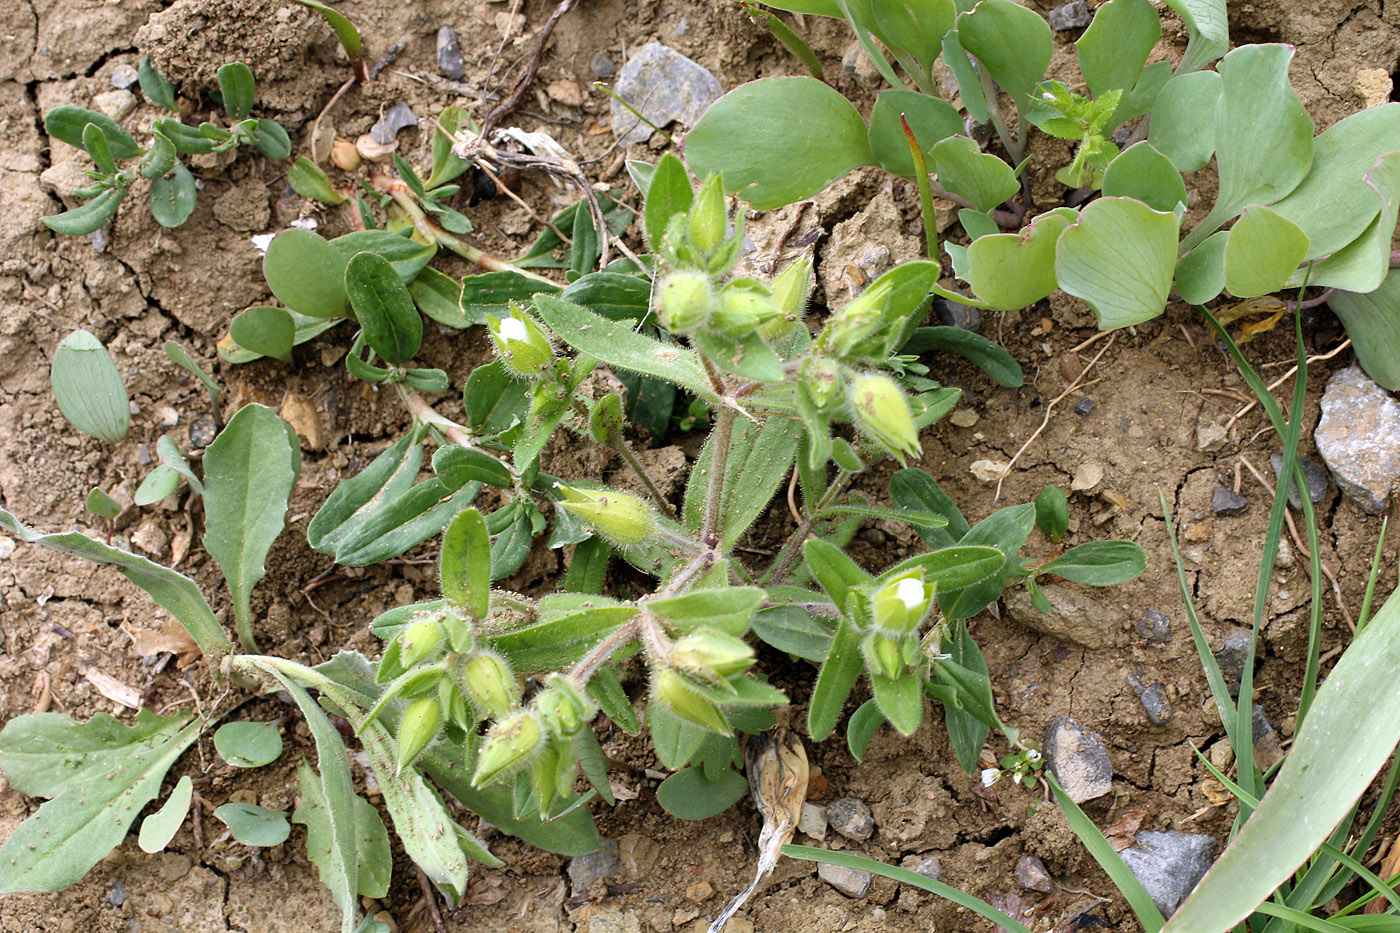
966,208,1074,309
138,775,194,854
1076,0,1160,100
51,329,129,443
229,306,295,361
657,766,749,820
0,710,202,893
216,803,291,847
1148,70,1221,173
642,152,694,250
1160,0,1228,74
440,507,491,619
685,77,875,210
345,251,424,364
1223,204,1309,298
44,106,142,160
868,89,963,178
1101,142,1189,213
202,403,300,650
148,162,197,228
956,0,1052,104
1174,230,1228,305
931,137,1019,214
264,229,350,318
1054,197,1179,329
214,721,284,768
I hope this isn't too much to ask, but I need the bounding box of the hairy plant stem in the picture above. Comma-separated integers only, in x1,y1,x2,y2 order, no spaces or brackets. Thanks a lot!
398,386,529,500
700,406,737,548
377,179,555,285
569,398,674,516
762,467,858,586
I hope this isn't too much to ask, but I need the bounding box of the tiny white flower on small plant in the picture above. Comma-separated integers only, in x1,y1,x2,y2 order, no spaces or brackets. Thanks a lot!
1026,749,1043,763
895,576,925,610
1013,772,1023,784
981,768,1001,787
499,316,529,343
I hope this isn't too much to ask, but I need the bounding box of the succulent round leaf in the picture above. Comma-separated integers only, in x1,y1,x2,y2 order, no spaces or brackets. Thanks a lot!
51,330,130,443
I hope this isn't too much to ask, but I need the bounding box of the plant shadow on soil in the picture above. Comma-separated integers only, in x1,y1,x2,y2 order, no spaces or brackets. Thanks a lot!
0,0,1398,930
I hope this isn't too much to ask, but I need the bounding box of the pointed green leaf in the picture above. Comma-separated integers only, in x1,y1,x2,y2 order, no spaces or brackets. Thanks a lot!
51,329,129,442
134,465,181,506
202,403,300,647
229,306,295,361
489,605,638,671
216,62,256,120
1330,269,1400,392
870,672,922,737
937,621,991,773
1289,151,1400,294
1160,0,1227,73
85,487,122,521
1148,70,1221,173
885,544,1007,592
331,230,436,281
345,251,423,364
956,0,1051,104
44,106,142,160
648,701,708,770
214,721,284,768
1223,204,1309,298
408,266,468,328
289,0,363,62
942,29,989,122
751,605,836,662
215,803,290,847
682,413,801,548
1055,197,1179,329
808,615,865,741
432,445,512,489
1101,142,1189,213
649,587,766,637
846,699,885,763
0,507,229,661
935,504,1036,620
138,775,193,854
685,77,876,210
871,0,955,75
293,762,391,899
643,152,693,249
966,208,1075,309
460,271,558,323
1037,540,1146,586
264,229,350,318
138,57,179,112
1174,230,1228,305
868,89,963,178
0,710,202,893
692,329,784,382
148,161,197,228
1077,0,1160,100
288,156,346,205
42,188,126,236
931,136,1019,213
440,507,491,618
534,294,718,402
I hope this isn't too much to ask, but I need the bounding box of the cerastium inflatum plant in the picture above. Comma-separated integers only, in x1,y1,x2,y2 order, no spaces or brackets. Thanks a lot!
2,149,1149,931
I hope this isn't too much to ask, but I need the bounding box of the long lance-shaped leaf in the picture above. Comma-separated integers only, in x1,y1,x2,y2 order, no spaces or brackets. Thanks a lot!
202,403,300,652
1161,586,1400,932
0,710,202,893
807,615,865,741
0,506,230,664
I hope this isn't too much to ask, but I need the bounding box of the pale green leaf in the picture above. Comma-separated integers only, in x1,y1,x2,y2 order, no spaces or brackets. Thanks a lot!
1101,142,1189,213
1160,0,1227,73
214,721,284,768
1174,230,1228,305
685,77,875,210
1223,204,1309,298
643,152,693,250
1288,151,1400,294
215,803,290,847
931,136,1019,213
1148,70,1222,173
1329,269,1400,392
966,208,1074,310
808,616,865,741
1055,197,1179,329
956,0,1051,103
51,330,129,443
868,89,963,178
293,761,391,899
263,229,350,319
648,587,766,637
0,710,202,893
870,0,955,76
138,775,193,854
440,507,491,618
1076,0,1160,100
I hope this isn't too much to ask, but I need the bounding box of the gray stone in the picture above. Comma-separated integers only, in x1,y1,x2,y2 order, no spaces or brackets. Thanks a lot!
610,43,722,146
1048,0,1092,30
1315,366,1400,514
819,862,874,898
436,26,464,80
798,802,828,840
371,101,418,144
590,51,617,79
826,797,875,842
900,855,941,882
1005,583,1123,650
1269,452,1329,509
568,837,621,896
1015,855,1053,893
1135,609,1171,645
1074,396,1095,416
1043,715,1112,803
586,908,641,933
1128,673,1172,725
110,64,139,89
934,296,982,332
1196,420,1229,453
190,415,218,449
1252,706,1284,770
1213,630,1253,698
1119,831,1217,916
93,89,137,121
1212,485,1248,516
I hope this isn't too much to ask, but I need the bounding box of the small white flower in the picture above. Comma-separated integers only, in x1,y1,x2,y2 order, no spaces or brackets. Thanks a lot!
895,577,926,610
1026,749,1043,763
499,316,529,342
1012,772,1023,785
250,234,275,255
980,768,1001,787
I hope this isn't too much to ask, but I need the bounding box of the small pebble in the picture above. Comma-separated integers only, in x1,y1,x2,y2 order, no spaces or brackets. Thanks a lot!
110,64,139,89
1128,673,1173,725
1314,366,1400,514
1048,0,1092,30
1014,855,1054,894
93,89,137,121
1211,485,1248,516
1269,453,1329,509
610,43,723,146
818,862,873,898
590,51,617,79
1252,706,1284,770
901,855,941,882
567,838,621,896
825,797,875,842
371,101,418,145
0,536,15,561
1074,396,1095,416
1135,609,1171,645
685,881,713,902
934,296,981,332
1120,831,1217,916
797,802,828,840
436,26,464,80
1213,630,1253,698
189,415,218,449
1043,715,1113,803
1196,420,1229,453
950,408,979,428
107,880,127,907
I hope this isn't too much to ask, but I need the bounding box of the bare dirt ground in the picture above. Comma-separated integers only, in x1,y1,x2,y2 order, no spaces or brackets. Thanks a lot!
1,0,1398,930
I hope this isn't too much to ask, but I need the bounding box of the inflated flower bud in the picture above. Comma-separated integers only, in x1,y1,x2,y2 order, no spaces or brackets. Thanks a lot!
688,174,727,256
454,651,519,719
711,286,783,338
670,629,755,679
798,357,845,413
487,308,554,378
849,373,921,464
534,675,596,737
653,667,731,735
755,255,811,342
396,698,443,773
863,632,906,680
396,616,446,669
871,571,934,635
814,279,894,359
472,710,545,787
530,737,577,809
557,485,655,544
658,271,713,334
